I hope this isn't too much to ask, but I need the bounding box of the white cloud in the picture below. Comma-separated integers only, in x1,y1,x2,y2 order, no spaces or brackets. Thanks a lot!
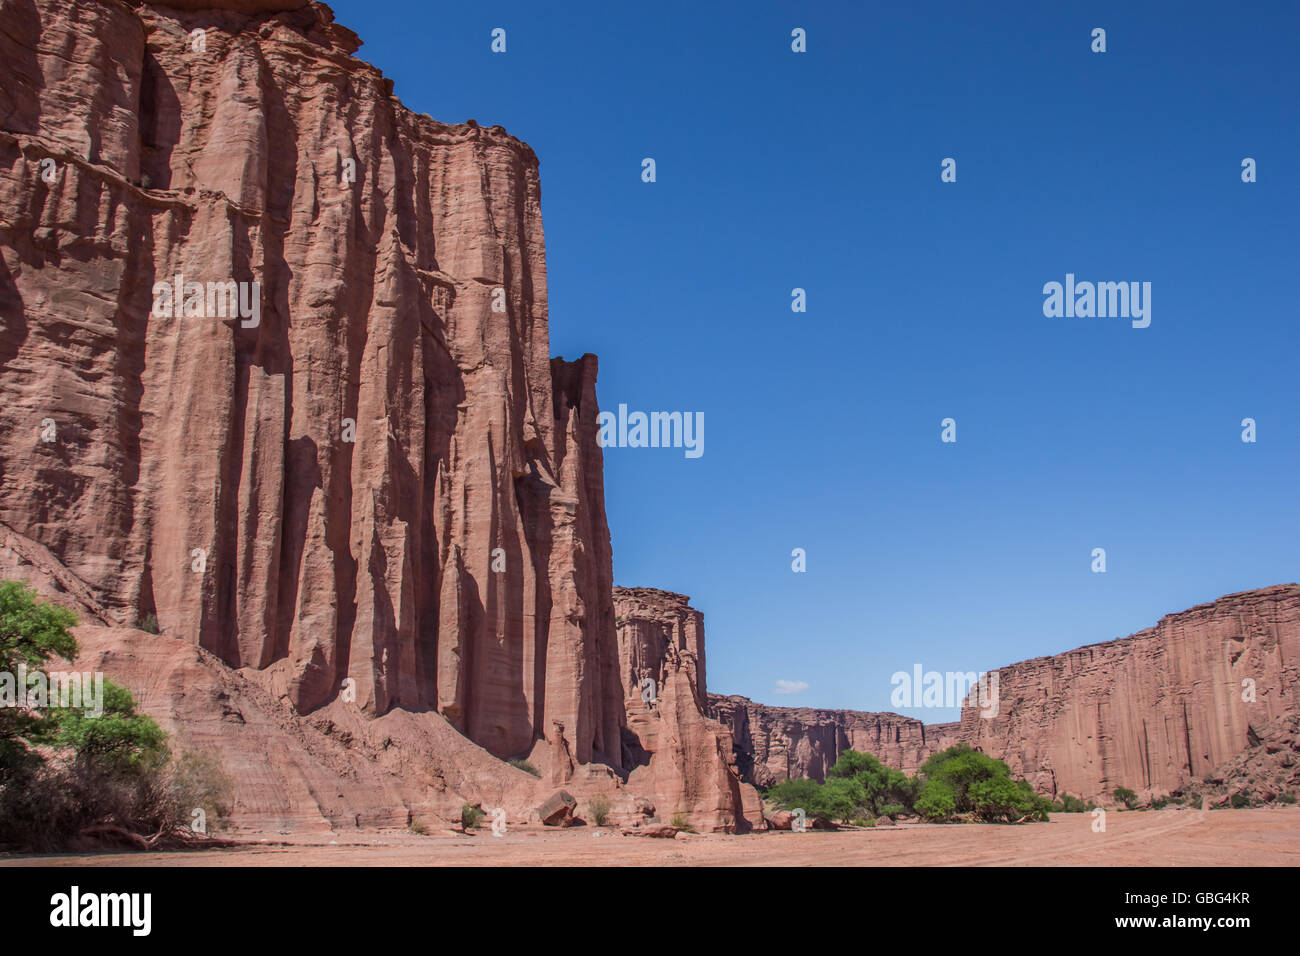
774,679,808,695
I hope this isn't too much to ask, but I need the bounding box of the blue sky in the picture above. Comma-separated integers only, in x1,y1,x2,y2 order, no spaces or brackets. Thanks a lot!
330,0,1299,721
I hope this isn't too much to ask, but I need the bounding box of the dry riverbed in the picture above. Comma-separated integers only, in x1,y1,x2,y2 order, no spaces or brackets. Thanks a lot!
4,807,1297,867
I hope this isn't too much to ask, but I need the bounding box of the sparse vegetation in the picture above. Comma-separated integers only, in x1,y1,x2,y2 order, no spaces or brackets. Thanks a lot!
408,820,428,835
1112,786,1140,810
460,803,484,830
507,757,540,777
588,793,612,827
765,744,1050,826
669,811,695,832
1050,792,1093,813
0,581,232,851
137,613,160,635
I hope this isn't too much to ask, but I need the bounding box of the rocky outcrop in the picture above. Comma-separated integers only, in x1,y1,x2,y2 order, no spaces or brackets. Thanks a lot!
0,0,752,831
710,695,960,787
0,0,630,767
68,624,549,832
956,585,1300,801
614,587,762,832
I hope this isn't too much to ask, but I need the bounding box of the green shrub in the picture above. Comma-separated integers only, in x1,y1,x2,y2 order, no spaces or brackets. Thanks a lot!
914,779,957,821
969,777,1051,822
1112,786,1139,809
460,803,485,830
507,757,540,777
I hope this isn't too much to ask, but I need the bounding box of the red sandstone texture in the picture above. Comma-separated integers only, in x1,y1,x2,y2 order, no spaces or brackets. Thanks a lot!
714,586,1299,803
0,0,737,830
613,587,762,832
956,584,1300,802
1,0,1295,839
710,695,960,787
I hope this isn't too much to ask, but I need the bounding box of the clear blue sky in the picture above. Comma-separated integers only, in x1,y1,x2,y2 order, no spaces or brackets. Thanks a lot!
329,0,1299,721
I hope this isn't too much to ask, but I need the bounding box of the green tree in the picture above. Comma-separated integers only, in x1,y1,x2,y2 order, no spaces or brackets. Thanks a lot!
914,779,957,820
0,581,79,773
828,749,916,818
0,581,229,850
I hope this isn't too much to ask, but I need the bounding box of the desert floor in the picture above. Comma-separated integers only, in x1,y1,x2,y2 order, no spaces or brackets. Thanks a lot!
4,806,1298,866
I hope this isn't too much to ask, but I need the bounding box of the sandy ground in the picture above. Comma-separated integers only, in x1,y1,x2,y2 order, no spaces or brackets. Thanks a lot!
5,807,1297,866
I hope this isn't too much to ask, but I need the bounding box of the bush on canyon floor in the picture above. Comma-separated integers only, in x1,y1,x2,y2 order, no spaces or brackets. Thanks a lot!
0,582,231,851
1112,786,1140,809
1050,792,1092,813
587,794,612,826
915,744,1051,822
913,779,957,820
827,749,918,819
460,803,485,830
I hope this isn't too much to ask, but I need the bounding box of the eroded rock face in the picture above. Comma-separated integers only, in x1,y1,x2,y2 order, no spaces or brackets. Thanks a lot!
613,587,762,833
0,0,625,768
0,0,753,832
956,585,1300,801
710,695,960,787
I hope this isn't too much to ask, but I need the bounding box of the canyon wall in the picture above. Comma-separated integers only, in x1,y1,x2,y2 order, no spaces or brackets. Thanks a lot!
614,587,762,832
715,585,1299,804
710,695,959,787
0,0,744,828
956,584,1300,801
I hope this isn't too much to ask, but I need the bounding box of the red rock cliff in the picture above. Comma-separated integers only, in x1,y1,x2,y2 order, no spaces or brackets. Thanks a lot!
956,584,1300,800
614,587,762,832
0,0,630,771
710,695,959,786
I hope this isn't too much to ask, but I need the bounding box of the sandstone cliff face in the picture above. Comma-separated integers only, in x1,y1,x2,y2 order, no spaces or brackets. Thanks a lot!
956,585,1300,801
613,587,762,832
710,694,959,787
0,0,626,771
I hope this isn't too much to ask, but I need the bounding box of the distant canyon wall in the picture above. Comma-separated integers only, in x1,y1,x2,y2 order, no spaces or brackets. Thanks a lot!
716,585,1299,802
957,584,1300,800
710,695,960,787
